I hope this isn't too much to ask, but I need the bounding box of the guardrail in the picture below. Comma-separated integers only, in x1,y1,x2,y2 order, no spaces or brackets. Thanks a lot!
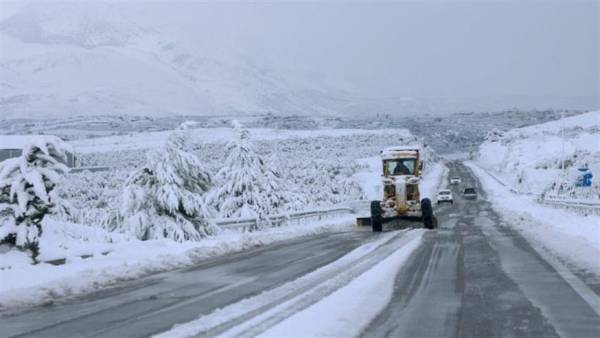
36,206,357,266
540,195,600,209
476,165,599,211
214,207,355,231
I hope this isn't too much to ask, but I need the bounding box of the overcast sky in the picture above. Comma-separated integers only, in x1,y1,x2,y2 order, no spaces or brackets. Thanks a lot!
146,0,599,103
2,0,599,108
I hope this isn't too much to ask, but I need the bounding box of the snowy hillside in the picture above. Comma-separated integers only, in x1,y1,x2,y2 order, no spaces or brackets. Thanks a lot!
0,1,348,119
475,110,600,197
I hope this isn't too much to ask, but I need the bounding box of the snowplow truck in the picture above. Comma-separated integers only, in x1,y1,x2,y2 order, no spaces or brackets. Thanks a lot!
365,146,436,231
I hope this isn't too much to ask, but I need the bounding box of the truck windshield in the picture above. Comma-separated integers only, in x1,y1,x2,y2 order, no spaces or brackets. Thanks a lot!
384,159,416,176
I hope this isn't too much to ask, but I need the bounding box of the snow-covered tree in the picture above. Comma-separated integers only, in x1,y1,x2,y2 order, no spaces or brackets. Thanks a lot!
120,130,216,241
209,121,287,228
0,136,69,259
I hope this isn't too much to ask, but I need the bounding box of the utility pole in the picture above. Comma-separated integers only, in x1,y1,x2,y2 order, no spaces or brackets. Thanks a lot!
561,110,565,171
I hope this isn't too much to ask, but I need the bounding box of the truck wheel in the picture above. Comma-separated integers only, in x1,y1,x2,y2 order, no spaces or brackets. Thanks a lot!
371,201,383,232
421,198,435,229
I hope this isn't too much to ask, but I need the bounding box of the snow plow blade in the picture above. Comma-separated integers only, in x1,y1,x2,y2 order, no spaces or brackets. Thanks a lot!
356,215,439,228
356,217,372,227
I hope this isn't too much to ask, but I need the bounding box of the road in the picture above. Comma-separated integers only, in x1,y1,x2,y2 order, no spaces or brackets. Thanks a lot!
0,231,374,337
1,162,599,337
363,162,600,337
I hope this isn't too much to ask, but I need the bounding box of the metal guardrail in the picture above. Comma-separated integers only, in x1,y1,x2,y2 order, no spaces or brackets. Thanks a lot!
477,165,600,210
214,207,355,231
37,206,356,266
540,195,600,209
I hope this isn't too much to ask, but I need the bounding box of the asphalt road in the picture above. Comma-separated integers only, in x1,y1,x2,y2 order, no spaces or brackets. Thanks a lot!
363,161,600,338
0,231,374,338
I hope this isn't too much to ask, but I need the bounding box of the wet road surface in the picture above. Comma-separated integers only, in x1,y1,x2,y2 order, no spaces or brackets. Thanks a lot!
362,161,600,338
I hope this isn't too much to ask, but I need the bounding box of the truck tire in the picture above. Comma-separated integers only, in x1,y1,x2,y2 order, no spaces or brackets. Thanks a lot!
371,200,383,232
421,198,435,229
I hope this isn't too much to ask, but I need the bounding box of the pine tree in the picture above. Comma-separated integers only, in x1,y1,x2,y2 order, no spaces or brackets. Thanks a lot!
120,130,216,241
209,121,287,229
0,136,69,259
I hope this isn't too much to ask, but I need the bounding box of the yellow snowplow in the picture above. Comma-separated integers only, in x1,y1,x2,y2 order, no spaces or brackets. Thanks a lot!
357,146,436,231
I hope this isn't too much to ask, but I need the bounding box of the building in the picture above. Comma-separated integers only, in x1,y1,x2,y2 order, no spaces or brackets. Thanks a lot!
0,135,76,167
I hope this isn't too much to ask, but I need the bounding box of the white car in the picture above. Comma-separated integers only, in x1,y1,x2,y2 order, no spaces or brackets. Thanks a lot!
450,177,462,185
436,189,454,204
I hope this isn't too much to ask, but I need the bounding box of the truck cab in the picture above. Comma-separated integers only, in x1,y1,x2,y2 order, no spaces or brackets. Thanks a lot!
380,146,423,218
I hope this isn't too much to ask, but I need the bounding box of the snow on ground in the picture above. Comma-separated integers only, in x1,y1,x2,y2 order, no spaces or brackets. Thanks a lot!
420,162,447,201
71,128,410,154
475,110,600,196
0,216,355,311
155,230,425,338
466,161,600,276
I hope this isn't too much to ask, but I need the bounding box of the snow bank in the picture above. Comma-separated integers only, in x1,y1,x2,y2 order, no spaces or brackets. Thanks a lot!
0,216,355,311
420,162,447,200
465,161,600,276
475,110,600,196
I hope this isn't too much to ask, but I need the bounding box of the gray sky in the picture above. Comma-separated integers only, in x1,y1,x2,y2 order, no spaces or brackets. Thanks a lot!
155,0,598,103
1,0,598,110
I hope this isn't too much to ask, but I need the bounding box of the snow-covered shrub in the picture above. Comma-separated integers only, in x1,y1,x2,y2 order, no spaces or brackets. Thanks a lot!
119,130,216,241
52,128,419,232
56,170,128,230
209,122,289,228
0,136,69,259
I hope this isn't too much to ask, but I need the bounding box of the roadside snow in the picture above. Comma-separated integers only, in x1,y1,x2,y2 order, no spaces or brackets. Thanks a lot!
354,156,382,201
465,161,600,276
420,162,447,201
0,216,355,312
475,110,600,196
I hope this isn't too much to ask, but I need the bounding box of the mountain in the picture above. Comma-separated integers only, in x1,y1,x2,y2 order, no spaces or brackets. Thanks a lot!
0,1,351,119
0,1,595,119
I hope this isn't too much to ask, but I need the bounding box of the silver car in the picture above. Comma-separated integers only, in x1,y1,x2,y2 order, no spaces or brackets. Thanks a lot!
462,187,477,199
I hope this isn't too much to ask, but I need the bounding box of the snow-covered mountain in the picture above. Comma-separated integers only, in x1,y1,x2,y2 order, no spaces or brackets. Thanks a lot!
0,1,351,119
1,1,595,119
